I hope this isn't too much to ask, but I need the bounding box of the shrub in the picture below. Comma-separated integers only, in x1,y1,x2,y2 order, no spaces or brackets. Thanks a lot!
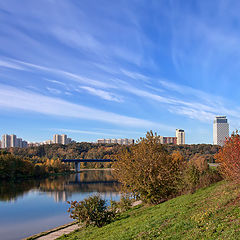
215,131,240,183
67,195,116,227
110,195,132,213
113,131,185,204
180,154,222,193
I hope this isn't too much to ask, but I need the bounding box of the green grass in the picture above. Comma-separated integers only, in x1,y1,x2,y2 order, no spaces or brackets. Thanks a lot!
58,181,240,240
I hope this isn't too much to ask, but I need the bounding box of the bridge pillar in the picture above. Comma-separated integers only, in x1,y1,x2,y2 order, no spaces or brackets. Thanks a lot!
75,173,81,183
74,162,80,172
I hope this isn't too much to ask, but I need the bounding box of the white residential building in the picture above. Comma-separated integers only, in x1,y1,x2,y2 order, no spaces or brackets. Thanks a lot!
213,116,229,146
176,129,185,145
2,134,11,148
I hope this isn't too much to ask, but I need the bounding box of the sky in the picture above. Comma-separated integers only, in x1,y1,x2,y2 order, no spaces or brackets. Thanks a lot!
0,0,240,144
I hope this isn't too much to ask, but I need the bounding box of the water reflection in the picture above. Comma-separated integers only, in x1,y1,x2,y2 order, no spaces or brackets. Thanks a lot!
0,170,120,203
0,170,121,240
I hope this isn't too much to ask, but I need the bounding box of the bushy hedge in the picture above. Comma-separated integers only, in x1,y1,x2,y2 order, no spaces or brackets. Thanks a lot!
68,195,116,227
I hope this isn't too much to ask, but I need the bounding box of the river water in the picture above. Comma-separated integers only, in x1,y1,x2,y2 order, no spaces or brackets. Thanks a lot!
0,170,120,240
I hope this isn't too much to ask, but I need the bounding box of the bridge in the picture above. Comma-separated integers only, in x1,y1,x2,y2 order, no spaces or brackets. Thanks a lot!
62,159,115,172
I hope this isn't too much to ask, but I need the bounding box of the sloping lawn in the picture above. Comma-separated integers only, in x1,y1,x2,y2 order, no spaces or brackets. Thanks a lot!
58,181,240,240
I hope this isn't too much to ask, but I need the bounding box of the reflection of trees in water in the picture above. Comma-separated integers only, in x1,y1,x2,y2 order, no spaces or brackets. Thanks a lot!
0,179,36,202
0,170,120,202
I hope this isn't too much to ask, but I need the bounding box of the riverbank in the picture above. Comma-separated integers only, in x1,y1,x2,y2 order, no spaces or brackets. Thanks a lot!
57,180,240,240
24,221,78,240
25,199,142,240
78,168,113,171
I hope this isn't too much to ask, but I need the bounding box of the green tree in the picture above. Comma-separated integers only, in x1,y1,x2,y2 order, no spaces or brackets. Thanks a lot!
113,131,184,204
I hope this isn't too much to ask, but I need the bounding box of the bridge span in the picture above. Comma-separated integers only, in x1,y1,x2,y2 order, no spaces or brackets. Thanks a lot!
62,159,115,172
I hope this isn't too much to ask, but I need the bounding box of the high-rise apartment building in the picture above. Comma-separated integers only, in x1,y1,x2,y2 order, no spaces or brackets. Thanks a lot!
53,134,62,144
2,134,11,148
53,134,72,145
1,134,28,148
16,138,23,148
213,116,229,146
10,134,17,147
176,129,185,145
61,134,67,145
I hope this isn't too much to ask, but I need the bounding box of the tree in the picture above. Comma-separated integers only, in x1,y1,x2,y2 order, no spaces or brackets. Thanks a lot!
113,131,185,204
215,131,240,183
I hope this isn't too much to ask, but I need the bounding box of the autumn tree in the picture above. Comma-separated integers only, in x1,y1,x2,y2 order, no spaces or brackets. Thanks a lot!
113,131,185,204
215,131,240,183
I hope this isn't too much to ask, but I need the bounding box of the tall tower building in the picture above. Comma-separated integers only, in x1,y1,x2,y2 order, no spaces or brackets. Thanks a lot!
2,134,11,148
53,134,62,144
176,129,185,145
61,134,67,145
213,116,229,146
10,134,17,147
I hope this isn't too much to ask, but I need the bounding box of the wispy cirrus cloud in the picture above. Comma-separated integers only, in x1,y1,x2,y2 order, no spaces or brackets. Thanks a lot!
0,83,173,129
0,59,25,70
46,87,61,95
78,86,123,103
8,58,117,89
54,128,123,137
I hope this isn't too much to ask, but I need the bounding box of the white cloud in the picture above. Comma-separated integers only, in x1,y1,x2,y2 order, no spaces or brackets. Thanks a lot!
0,59,25,70
121,69,149,82
45,78,66,86
46,87,61,94
11,58,116,89
51,27,102,52
0,83,172,129
55,128,120,137
79,86,122,102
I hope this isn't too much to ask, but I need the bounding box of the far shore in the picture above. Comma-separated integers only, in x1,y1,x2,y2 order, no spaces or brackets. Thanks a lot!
77,168,113,171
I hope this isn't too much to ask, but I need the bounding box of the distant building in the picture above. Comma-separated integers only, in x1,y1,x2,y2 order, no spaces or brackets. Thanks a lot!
213,116,229,146
28,142,40,147
176,129,185,145
22,140,28,148
66,138,72,144
97,138,134,145
16,138,23,148
53,134,72,145
10,134,17,147
61,134,67,145
160,136,177,144
53,134,62,144
111,139,117,144
44,140,53,145
2,134,11,148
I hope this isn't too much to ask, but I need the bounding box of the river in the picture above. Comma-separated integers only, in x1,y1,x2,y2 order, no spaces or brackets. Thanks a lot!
0,170,120,240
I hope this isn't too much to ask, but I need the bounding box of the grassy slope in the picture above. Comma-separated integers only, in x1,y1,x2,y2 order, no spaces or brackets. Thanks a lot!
58,181,240,240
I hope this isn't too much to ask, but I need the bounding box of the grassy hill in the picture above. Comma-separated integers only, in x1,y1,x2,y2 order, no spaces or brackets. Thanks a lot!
58,181,240,240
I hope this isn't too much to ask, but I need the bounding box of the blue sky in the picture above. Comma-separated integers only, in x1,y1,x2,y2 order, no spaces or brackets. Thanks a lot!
0,0,239,143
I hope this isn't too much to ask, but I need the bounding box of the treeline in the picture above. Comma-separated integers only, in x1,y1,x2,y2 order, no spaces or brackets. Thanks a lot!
9,142,220,163
164,144,220,163
10,142,120,159
9,143,121,169
0,151,70,180
0,142,221,180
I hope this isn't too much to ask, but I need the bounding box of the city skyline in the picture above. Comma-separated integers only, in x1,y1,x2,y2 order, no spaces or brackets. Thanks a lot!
1,1,240,144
